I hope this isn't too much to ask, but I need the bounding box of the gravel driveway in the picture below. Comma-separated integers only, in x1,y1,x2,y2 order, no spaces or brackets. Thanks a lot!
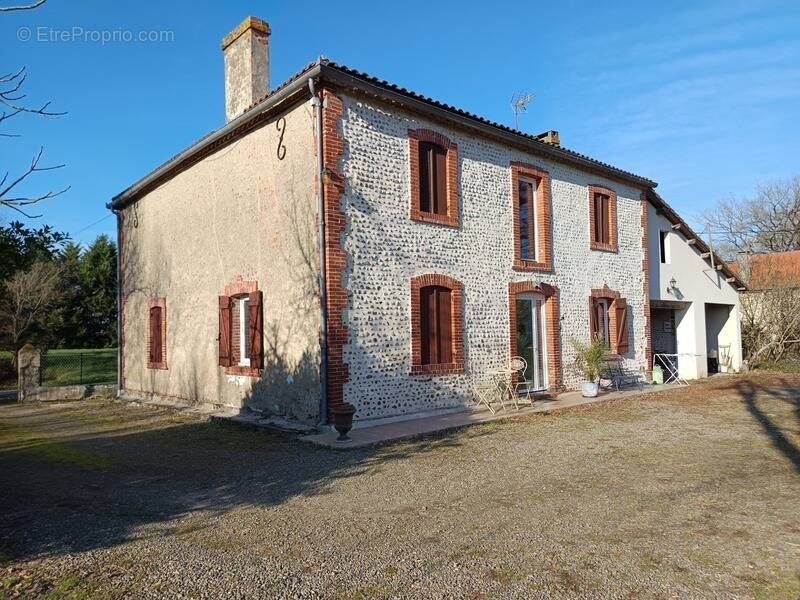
1,373,798,599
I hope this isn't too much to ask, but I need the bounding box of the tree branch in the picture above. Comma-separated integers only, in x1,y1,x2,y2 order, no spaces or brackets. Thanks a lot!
0,0,46,11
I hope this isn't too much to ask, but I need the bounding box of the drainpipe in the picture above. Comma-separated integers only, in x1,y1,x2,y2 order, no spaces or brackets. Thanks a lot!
111,207,122,397
309,77,329,428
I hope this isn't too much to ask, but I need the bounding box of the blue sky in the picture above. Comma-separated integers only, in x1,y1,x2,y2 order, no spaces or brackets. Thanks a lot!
2,0,799,244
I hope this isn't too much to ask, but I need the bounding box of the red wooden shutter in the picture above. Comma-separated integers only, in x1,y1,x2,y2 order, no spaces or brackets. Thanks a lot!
218,296,232,367
614,298,629,354
437,287,452,363
433,146,447,216
248,290,263,369
149,306,161,364
601,196,610,243
420,286,436,365
589,298,598,340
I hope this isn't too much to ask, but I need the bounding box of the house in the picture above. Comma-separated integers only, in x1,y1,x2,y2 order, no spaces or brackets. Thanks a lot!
108,16,744,427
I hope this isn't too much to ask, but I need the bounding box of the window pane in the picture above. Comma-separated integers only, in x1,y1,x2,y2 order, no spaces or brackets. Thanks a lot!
419,143,432,213
518,180,530,259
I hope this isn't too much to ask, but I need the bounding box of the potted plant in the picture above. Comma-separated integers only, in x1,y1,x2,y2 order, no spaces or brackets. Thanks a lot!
329,402,357,442
570,333,607,397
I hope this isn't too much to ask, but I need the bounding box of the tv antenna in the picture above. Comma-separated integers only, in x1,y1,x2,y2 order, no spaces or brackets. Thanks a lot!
511,91,534,129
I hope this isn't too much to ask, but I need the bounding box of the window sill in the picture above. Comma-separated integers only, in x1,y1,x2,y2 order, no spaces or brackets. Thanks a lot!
513,259,552,272
224,365,261,377
410,362,465,376
147,362,168,370
410,209,458,228
590,242,618,253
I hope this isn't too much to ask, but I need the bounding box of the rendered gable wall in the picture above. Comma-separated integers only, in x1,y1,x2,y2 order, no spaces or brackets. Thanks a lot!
118,101,321,421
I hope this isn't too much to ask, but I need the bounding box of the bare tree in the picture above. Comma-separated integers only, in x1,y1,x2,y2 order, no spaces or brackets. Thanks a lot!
1,0,69,216
0,260,62,352
699,176,800,260
737,258,800,365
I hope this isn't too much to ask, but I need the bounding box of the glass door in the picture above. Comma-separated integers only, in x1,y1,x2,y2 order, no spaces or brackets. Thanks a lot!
515,293,548,392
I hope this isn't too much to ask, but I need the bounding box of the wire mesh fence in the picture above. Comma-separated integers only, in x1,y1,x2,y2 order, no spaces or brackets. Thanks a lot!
40,349,118,387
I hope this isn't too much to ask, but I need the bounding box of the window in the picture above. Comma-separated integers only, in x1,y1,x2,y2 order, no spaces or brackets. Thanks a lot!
659,230,670,264
593,193,610,244
147,298,167,369
511,162,552,271
588,185,618,251
419,142,447,216
420,285,452,365
218,286,263,376
238,296,250,367
408,129,458,227
590,298,610,347
518,178,539,261
589,287,630,355
410,274,465,374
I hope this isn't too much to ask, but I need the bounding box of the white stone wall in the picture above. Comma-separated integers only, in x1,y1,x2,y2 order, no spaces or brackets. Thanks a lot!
337,93,648,422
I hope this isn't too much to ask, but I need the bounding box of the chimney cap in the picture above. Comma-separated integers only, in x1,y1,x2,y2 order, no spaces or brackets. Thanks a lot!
221,16,271,50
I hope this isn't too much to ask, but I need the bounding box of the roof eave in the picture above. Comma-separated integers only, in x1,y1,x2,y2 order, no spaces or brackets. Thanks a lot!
646,189,747,291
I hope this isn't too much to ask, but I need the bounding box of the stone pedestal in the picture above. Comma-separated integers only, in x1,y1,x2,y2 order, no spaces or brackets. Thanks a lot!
17,343,40,403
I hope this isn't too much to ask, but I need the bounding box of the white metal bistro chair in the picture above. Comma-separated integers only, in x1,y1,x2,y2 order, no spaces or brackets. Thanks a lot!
471,379,498,414
508,356,534,409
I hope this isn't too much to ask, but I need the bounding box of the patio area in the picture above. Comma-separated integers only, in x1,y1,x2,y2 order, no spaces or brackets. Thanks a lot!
303,382,679,448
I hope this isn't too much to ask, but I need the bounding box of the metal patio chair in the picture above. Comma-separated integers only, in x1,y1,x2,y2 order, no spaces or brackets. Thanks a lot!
508,356,534,409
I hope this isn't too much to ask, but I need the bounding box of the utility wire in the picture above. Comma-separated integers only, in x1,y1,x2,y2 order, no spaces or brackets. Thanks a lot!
70,213,113,237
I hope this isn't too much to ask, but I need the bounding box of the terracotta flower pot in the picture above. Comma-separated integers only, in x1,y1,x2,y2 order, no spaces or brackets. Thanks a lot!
330,402,356,442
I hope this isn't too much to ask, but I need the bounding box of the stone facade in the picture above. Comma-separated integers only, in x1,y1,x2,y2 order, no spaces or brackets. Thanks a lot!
335,92,649,423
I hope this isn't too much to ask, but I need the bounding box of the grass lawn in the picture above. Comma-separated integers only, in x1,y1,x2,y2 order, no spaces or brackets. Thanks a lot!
0,348,117,390
39,348,117,387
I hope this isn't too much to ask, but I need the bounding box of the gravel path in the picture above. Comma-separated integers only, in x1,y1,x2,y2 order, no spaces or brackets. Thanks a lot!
0,373,798,599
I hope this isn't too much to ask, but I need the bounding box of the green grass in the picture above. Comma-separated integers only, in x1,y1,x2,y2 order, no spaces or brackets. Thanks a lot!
1,348,118,390
40,348,117,387
753,360,800,374
0,422,113,470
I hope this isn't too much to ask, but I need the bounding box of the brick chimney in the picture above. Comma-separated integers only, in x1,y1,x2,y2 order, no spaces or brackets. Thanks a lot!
222,16,270,122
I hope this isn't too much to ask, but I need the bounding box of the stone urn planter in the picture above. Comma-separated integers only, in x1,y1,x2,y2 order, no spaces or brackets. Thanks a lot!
330,402,356,442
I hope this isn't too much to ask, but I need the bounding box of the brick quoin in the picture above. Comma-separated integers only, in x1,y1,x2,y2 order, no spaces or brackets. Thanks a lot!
507,281,562,391
640,191,652,373
588,185,618,252
510,162,553,272
321,88,350,411
409,273,465,375
408,128,459,227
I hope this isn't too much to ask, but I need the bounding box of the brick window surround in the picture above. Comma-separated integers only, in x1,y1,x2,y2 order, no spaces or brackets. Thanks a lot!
147,297,167,370
589,285,629,355
408,128,459,227
410,274,465,375
511,162,553,271
508,281,562,391
588,185,618,252
220,277,261,377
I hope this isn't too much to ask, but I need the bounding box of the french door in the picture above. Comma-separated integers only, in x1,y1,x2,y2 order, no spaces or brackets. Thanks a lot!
515,293,548,392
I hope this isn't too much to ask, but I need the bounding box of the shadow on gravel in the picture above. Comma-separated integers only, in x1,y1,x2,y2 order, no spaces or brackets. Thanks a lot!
729,377,800,474
0,405,489,562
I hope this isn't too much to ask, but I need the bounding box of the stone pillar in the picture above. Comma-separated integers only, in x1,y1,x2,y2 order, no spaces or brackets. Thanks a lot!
17,343,40,403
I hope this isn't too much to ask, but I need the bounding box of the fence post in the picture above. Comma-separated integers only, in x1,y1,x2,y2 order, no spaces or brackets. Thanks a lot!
17,343,40,403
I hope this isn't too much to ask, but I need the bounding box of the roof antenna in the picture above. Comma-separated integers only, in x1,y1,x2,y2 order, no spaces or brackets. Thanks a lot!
511,91,534,130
